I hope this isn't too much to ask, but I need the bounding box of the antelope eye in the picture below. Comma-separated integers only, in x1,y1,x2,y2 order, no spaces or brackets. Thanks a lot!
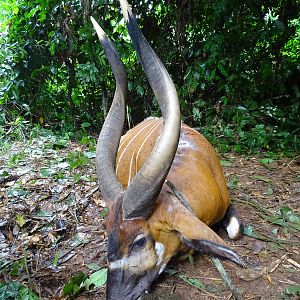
132,237,147,250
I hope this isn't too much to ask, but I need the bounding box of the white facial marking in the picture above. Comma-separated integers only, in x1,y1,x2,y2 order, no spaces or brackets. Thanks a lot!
109,256,137,270
109,239,159,273
226,216,240,239
155,242,165,268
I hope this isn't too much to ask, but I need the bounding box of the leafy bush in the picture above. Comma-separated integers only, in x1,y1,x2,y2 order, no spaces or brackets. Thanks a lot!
0,0,299,153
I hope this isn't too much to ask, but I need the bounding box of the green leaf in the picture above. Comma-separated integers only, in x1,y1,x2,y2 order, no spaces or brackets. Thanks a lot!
265,187,273,195
260,158,273,165
16,214,26,227
52,251,60,267
38,11,47,23
99,208,109,219
10,259,25,276
84,269,108,290
68,153,89,170
267,206,300,232
280,206,292,217
287,213,300,224
49,43,56,55
84,151,96,158
87,263,101,271
34,210,52,218
0,281,21,298
81,122,91,128
136,85,144,96
243,224,258,237
220,160,232,167
228,176,238,188
73,173,81,182
63,272,87,296
187,252,194,266
13,6,19,14
178,274,205,290
0,170,9,177
267,216,284,226
52,140,68,149
192,107,201,121
285,284,300,296
39,168,53,177
17,286,40,300
81,175,97,182
289,223,300,231
0,282,40,300
7,188,27,197
253,175,272,184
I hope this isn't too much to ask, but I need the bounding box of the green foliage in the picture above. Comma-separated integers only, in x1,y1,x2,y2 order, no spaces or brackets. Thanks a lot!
9,259,26,277
62,269,107,297
63,271,87,297
164,269,205,291
99,207,109,219
243,204,300,245
268,206,300,233
277,284,300,299
1,0,299,153
67,151,90,170
177,274,205,290
0,281,40,300
284,285,300,297
176,1,299,153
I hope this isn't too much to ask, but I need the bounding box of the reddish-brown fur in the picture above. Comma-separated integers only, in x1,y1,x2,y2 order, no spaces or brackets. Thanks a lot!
117,118,230,224
113,118,231,263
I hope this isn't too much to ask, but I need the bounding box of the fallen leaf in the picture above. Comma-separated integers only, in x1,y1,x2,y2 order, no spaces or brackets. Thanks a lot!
236,267,266,281
253,175,272,183
84,268,107,290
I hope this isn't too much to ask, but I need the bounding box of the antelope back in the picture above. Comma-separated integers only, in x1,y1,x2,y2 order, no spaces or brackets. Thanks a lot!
116,118,230,226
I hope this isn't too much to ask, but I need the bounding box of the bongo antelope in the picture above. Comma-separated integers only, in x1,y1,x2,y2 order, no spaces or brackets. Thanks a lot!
91,1,244,299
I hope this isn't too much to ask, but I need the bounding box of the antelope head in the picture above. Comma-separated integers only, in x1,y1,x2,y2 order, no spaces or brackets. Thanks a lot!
91,0,180,298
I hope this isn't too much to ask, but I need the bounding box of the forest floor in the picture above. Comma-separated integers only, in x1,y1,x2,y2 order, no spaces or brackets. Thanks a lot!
0,133,299,300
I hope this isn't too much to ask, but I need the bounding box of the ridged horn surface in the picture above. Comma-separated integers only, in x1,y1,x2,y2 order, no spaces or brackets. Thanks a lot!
91,17,126,204
120,0,181,219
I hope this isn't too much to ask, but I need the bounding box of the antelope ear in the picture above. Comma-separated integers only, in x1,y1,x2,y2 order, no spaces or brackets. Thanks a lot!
181,237,246,267
171,208,246,267
172,207,228,245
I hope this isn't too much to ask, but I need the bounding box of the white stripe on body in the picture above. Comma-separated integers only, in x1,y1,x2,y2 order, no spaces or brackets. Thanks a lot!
117,118,153,151
128,120,162,185
116,119,155,174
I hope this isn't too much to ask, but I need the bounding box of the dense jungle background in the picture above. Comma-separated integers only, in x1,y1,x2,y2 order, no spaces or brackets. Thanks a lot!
1,0,299,152
0,0,300,299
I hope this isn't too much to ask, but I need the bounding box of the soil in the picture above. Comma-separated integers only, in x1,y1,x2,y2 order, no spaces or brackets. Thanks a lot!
0,138,299,300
